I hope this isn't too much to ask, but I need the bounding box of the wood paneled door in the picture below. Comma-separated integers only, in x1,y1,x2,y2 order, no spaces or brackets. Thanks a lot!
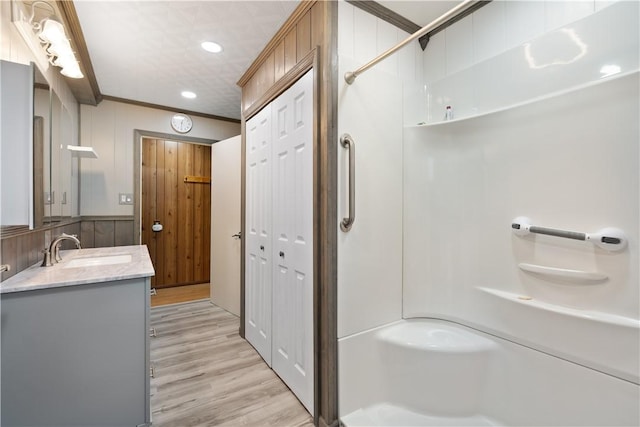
142,138,211,289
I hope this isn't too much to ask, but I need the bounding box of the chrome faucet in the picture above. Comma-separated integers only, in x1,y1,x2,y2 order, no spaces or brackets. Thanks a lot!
42,233,82,267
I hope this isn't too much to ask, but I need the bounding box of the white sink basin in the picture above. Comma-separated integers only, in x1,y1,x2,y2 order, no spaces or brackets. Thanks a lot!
64,254,132,269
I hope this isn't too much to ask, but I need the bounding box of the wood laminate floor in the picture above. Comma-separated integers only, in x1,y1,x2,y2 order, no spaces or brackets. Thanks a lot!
151,283,211,307
150,300,313,427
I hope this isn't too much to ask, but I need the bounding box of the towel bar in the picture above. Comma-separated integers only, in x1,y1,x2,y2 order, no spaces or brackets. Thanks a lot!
512,217,626,252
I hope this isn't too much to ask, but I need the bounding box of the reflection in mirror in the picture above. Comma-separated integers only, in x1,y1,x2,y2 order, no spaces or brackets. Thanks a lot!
50,89,62,222
0,60,34,231
33,68,78,226
1,59,79,234
58,105,74,221
33,69,50,227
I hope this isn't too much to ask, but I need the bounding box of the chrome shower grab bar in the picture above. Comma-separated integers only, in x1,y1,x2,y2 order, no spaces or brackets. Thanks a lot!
524,225,586,241
511,217,627,252
340,133,355,232
344,0,479,84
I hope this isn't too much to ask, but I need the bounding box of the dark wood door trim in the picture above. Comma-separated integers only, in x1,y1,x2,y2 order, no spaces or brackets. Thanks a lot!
317,2,339,425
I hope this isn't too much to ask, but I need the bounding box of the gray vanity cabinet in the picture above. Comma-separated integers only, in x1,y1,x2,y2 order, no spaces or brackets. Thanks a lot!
1,277,151,427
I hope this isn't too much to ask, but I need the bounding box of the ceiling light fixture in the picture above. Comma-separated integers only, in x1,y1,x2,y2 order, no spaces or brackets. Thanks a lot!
28,1,83,79
181,91,197,99
201,41,223,53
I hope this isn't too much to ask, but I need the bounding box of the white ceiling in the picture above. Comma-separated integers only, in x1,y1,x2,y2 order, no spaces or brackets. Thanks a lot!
73,0,301,120
73,1,457,121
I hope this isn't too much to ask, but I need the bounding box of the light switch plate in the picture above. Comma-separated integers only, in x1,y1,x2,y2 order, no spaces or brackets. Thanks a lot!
119,193,134,205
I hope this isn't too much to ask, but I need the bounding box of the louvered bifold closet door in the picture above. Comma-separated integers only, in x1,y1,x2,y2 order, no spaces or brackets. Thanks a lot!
245,104,273,366
271,69,314,415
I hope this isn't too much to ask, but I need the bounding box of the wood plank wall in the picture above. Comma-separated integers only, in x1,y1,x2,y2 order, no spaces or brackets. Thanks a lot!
238,0,321,115
0,217,138,282
237,1,339,426
0,221,81,281
80,217,135,248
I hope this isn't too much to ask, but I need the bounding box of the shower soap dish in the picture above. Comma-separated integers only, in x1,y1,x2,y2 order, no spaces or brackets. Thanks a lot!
518,263,608,282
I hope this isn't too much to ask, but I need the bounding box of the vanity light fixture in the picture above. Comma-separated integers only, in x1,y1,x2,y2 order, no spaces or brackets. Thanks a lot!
201,41,223,53
28,1,83,79
181,91,197,99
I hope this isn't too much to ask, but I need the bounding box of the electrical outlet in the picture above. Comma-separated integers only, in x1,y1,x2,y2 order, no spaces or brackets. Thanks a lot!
119,193,134,205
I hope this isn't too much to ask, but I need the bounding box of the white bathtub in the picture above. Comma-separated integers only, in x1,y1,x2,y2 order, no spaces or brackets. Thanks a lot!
339,319,640,426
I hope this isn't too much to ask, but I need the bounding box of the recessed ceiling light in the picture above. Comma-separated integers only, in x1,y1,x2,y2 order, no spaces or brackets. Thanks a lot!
201,41,223,53
181,91,197,99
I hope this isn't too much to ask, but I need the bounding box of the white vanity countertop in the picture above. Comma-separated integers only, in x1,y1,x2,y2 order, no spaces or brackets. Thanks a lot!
0,245,155,294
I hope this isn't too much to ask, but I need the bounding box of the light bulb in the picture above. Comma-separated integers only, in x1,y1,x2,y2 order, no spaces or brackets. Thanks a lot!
39,18,67,45
61,62,83,79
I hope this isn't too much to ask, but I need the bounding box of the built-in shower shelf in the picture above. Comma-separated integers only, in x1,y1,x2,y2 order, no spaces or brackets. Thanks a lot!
67,145,98,159
478,287,639,329
518,263,608,282
408,70,639,129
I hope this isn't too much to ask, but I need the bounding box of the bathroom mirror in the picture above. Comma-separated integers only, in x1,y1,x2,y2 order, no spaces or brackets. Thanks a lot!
0,59,79,233
0,60,34,231
34,77,51,226
49,89,62,222
58,105,74,221
41,80,77,225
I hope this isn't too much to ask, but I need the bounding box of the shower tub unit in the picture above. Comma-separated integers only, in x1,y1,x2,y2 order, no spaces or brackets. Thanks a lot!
336,2,639,424
339,318,639,426
338,70,640,426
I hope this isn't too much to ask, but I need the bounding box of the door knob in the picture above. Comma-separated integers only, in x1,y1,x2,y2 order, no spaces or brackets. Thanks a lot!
232,232,242,239
279,251,285,258
260,245,264,251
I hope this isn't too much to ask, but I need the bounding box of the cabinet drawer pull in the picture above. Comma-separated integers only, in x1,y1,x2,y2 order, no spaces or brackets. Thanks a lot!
149,328,157,337
150,365,155,378
150,288,157,296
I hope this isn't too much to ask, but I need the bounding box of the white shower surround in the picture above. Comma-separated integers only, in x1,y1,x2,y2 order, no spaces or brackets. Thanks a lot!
423,1,640,124
338,72,640,425
403,72,639,384
340,319,639,426
337,0,640,425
